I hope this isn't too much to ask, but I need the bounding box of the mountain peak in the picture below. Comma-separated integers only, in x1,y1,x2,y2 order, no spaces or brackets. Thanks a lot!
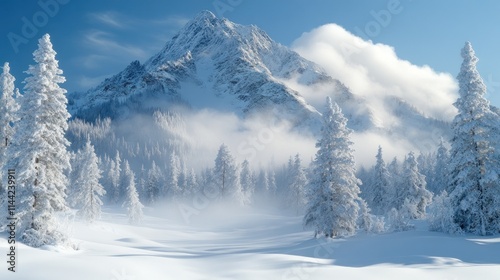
71,11,374,133
193,10,217,22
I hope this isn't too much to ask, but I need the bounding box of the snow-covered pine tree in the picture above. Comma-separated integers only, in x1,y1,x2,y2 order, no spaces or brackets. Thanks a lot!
357,166,373,201
0,62,20,223
256,169,269,194
417,153,434,191
448,42,500,235
0,62,20,165
213,144,244,204
366,146,391,215
122,160,144,224
386,157,401,209
428,190,457,233
286,154,308,214
303,97,362,238
166,151,181,198
430,139,450,194
138,164,147,202
357,198,385,233
186,168,198,196
111,151,122,203
8,34,71,246
268,168,277,197
240,159,255,200
387,157,401,179
146,161,161,204
105,157,115,202
178,160,189,198
397,152,432,219
73,140,106,223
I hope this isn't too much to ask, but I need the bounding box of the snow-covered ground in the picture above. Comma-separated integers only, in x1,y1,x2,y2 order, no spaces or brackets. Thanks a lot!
1,204,499,280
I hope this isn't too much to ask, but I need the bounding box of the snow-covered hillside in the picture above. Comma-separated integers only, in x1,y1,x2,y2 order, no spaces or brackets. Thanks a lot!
1,205,499,280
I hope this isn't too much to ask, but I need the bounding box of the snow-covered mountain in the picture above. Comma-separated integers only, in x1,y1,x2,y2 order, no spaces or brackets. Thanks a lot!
69,11,375,130
69,11,450,148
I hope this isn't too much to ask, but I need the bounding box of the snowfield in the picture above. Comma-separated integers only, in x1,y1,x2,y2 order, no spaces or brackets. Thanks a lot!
1,204,499,280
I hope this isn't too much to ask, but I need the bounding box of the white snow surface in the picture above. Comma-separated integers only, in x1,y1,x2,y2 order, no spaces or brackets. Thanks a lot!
1,204,499,279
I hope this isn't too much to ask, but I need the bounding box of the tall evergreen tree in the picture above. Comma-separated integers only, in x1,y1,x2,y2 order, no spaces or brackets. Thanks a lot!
366,146,391,215
110,151,122,203
256,169,269,194
397,152,432,219
138,164,147,202
166,151,181,198
286,154,308,213
448,42,500,235
430,139,450,194
9,34,71,246
146,161,161,204
213,144,243,204
186,168,198,196
0,62,20,163
303,97,362,238
178,160,189,198
0,62,20,223
268,168,277,197
240,159,255,200
73,140,106,223
122,160,144,224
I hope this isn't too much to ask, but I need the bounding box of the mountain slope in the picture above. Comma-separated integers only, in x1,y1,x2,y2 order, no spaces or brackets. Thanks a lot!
70,11,375,131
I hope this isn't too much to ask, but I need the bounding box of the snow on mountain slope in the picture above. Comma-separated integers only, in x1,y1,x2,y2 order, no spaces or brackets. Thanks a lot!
1,205,499,280
69,11,375,131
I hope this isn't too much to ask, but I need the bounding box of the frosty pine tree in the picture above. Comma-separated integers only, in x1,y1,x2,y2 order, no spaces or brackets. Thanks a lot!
0,62,20,228
0,63,20,168
122,160,144,224
447,42,500,235
72,140,106,223
213,144,244,204
366,146,392,215
286,154,307,214
303,97,362,238
8,34,71,247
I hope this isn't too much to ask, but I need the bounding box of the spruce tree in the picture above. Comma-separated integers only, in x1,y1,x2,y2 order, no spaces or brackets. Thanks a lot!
213,144,243,204
286,154,308,214
0,62,20,164
0,62,20,224
303,97,362,238
122,160,144,224
186,168,198,196
73,140,106,223
268,168,277,197
240,159,254,199
146,161,161,204
398,152,432,219
431,139,450,194
111,151,122,203
9,34,71,246
448,42,500,235
256,169,269,194
166,151,181,198
367,146,391,215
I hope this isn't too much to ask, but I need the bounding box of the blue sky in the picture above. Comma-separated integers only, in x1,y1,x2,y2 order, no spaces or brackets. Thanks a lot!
2,0,500,106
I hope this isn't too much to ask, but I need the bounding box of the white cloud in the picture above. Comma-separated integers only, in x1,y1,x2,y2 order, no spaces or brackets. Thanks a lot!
84,30,148,59
291,24,459,125
89,12,124,28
